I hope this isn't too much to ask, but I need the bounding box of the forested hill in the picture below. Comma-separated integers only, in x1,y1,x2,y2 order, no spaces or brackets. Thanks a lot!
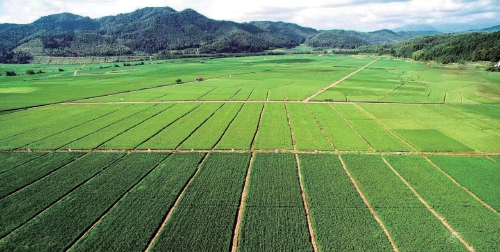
360,31,500,64
0,7,320,62
0,6,439,63
305,29,440,49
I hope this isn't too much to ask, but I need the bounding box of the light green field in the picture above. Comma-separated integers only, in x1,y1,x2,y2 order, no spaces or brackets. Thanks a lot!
1,54,499,251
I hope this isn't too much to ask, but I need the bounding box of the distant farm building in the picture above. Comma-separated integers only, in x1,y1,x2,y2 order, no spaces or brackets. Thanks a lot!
196,77,204,82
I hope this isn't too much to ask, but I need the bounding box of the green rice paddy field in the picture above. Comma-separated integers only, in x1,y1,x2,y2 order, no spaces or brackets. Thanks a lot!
1,55,499,251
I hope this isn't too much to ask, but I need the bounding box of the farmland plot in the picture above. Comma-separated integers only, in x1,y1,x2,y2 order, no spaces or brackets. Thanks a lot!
139,103,222,149
149,153,250,251
307,103,370,151
100,103,199,149
27,104,156,149
333,104,412,151
0,153,168,252
253,103,293,150
71,153,205,251
0,151,45,174
299,154,391,251
342,154,467,251
428,156,500,212
0,105,125,149
216,103,263,150
287,103,332,151
179,103,243,150
0,152,83,198
239,153,312,251
386,155,500,251
64,104,174,149
0,153,124,238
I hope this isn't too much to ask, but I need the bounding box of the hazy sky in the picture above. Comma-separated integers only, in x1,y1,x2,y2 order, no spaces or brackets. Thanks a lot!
0,0,497,31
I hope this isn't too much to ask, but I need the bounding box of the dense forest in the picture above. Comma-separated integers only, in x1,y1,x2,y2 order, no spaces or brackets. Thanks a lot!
359,31,500,64
0,7,318,62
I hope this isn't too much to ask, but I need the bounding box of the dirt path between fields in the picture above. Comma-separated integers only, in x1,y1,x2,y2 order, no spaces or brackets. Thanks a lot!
423,156,500,216
284,102,297,150
304,58,379,102
231,152,255,252
383,157,475,251
73,64,86,76
144,153,210,252
296,153,319,252
339,155,399,252
250,102,266,151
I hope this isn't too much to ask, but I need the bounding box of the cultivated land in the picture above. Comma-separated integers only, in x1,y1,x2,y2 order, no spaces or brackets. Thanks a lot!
1,55,499,251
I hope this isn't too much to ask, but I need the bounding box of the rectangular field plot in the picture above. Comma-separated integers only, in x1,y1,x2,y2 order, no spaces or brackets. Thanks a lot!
0,152,124,238
299,154,391,251
178,103,243,150
0,153,168,252
100,103,199,150
386,155,500,251
333,105,412,151
239,153,312,251
149,153,250,251
428,156,500,212
0,152,45,174
27,104,156,149
198,87,241,101
308,104,370,151
287,103,332,151
71,153,205,251
139,103,223,149
395,129,473,152
253,103,293,150
64,104,174,150
0,152,83,198
0,105,126,150
360,104,500,153
215,103,263,150
342,155,467,251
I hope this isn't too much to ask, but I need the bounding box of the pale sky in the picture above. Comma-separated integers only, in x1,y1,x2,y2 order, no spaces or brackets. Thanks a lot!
0,0,498,31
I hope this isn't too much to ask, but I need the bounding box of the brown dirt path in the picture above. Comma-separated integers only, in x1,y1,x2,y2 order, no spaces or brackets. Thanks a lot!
295,153,318,252
230,152,255,252
304,58,379,102
339,155,399,252
383,157,475,252
144,152,210,252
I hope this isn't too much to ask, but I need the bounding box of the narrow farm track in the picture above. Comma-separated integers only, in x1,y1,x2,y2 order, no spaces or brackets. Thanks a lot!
230,152,255,252
338,155,399,252
295,154,318,252
423,156,500,215
65,154,170,252
284,102,297,151
144,152,210,252
382,157,475,252
304,58,379,102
